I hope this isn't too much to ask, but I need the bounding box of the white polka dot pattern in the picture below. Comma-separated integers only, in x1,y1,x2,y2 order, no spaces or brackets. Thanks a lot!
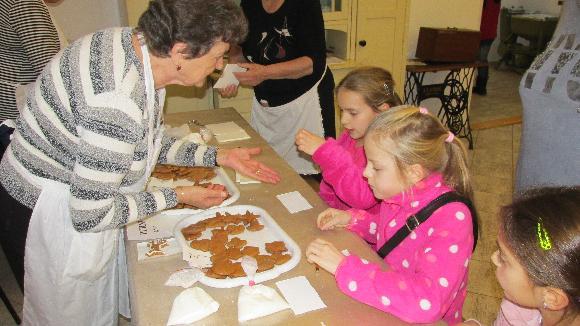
455,211,465,220
449,244,458,253
419,299,431,310
348,281,357,291
402,259,409,268
381,296,391,306
411,201,419,207
388,219,397,227
369,222,377,234
428,227,434,236
410,231,417,240
439,277,449,287
424,247,432,253
360,258,369,264
435,182,441,187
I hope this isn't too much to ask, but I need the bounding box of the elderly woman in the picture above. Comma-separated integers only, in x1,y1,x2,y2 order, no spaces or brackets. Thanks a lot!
0,0,279,324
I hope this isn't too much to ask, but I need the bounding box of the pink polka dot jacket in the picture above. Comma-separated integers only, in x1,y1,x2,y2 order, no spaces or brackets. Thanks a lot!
312,131,380,215
335,173,474,324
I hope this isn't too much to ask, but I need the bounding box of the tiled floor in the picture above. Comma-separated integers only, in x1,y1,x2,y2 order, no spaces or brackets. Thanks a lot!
0,67,522,325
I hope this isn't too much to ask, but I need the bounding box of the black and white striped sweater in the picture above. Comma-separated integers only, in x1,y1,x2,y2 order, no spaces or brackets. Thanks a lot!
0,28,217,232
0,0,60,121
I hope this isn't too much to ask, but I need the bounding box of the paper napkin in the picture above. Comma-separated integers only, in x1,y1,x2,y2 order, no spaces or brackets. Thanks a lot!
275,276,326,315
213,64,247,88
276,191,313,214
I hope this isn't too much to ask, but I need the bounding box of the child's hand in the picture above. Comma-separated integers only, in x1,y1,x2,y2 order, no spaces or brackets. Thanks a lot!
317,208,351,230
306,238,345,275
295,128,325,156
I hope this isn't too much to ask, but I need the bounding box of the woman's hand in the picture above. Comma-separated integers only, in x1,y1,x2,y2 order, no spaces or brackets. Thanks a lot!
295,128,325,156
175,185,228,209
217,84,238,98
216,147,281,184
306,238,345,275
234,63,268,87
317,208,351,230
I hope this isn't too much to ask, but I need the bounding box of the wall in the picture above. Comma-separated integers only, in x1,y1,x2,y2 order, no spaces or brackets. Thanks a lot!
407,0,483,59
406,0,483,114
46,0,127,42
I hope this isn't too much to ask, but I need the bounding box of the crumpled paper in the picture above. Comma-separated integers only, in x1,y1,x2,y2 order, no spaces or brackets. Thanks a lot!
237,256,290,321
238,284,290,322
166,287,219,326
164,268,204,288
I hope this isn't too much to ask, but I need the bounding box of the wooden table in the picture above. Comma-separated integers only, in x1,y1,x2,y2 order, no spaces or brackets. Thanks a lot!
124,108,410,325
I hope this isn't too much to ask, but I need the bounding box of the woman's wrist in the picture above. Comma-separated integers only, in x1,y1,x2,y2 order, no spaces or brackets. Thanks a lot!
175,187,187,203
215,147,227,167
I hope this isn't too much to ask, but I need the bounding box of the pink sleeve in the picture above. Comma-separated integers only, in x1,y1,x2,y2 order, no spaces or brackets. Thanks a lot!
313,138,378,210
345,209,380,245
335,203,474,324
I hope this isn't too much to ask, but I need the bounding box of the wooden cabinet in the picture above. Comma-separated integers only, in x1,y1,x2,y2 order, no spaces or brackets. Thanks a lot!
352,0,409,89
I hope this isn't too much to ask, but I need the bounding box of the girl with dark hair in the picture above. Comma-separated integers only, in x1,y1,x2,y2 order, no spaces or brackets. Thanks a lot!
460,187,580,325
0,0,279,324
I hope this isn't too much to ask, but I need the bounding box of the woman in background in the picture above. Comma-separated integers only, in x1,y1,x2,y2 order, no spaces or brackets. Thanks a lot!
220,0,335,176
0,0,60,122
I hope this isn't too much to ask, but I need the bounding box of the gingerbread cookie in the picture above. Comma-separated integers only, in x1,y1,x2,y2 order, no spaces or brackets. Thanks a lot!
227,237,247,249
265,241,287,254
240,246,259,257
271,253,292,265
189,239,211,252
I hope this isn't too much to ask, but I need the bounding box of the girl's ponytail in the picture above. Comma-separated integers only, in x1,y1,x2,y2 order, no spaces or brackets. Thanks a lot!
443,135,473,201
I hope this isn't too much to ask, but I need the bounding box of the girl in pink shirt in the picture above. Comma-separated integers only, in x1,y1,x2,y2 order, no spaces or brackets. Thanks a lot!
306,106,477,324
460,187,580,326
295,67,402,215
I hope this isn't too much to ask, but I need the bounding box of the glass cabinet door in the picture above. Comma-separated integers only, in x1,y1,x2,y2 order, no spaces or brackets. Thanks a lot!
321,0,349,20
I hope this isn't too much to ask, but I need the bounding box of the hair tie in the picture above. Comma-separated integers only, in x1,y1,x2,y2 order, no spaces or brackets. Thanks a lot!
419,107,429,114
383,82,393,97
537,219,552,250
445,131,455,143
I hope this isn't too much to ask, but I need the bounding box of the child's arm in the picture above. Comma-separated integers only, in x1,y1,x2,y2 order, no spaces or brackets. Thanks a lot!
312,137,378,210
335,203,474,324
345,209,381,245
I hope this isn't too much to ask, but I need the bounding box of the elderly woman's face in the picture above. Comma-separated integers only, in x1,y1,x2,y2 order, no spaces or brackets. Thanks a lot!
176,40,229,88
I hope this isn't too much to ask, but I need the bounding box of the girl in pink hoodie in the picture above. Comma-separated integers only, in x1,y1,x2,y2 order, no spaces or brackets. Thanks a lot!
295,67,402,215
306,106,477,324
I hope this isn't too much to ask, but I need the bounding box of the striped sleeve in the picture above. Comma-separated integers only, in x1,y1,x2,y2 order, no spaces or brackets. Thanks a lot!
158,136,218,167
10,0,60,75
65,30,176,232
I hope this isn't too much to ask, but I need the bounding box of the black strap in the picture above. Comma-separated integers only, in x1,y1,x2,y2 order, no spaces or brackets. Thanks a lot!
377,192,478,259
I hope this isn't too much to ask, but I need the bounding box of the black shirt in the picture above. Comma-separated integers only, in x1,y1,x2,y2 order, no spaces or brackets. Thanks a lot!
240,0,328,106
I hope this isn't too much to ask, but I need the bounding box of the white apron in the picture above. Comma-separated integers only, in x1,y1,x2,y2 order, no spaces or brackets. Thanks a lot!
21,35,165,326
250,67,328,175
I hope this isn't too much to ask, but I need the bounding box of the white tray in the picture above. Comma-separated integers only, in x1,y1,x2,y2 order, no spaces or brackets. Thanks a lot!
173,205,301,288
147,166,240,215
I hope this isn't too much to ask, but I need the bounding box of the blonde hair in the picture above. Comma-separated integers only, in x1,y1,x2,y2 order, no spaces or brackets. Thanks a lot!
336,66,402,112
366,106,473,200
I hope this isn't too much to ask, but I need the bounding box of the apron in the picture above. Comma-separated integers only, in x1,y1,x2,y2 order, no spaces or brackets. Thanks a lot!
21,34,165,326
250,67,328,175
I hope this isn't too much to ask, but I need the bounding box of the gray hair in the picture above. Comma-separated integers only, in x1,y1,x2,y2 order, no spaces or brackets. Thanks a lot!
137,0,248,58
